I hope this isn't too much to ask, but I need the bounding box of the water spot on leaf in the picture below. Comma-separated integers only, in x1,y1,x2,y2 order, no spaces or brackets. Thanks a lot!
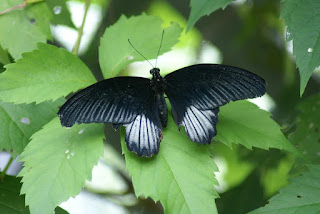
53,6,62,15
66,127,71,130
71,151,75,156
65,149,69,154
316,152,320,156
126,56,134,60
308,48,313,53
20,117,30,124
309,122,314,129
302,151,307,155
78,128,85,134
286,29,291,40
67,154,70,159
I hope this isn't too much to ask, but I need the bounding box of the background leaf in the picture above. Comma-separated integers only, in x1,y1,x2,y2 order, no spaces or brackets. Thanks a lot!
216,101,297,153
0,43,96,104
0,99,64,157
0,175,29,214
19,118,104,214
281,0,320,96
46,0,75,28
0,45,9,65
250,164,320,214
99,14,182,78
0,0,52,59
122,115,219,214
289,94,320,175
186,0,233,32
0,175,69,214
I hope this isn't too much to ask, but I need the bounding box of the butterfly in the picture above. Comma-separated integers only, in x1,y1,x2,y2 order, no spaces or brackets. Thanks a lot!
58,64,266,157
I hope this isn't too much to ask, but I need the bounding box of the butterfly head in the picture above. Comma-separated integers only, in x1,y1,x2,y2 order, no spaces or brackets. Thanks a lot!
150,67,160,75
150,67,162,80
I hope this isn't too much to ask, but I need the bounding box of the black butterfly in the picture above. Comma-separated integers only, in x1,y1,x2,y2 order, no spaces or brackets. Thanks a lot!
58,64,266,157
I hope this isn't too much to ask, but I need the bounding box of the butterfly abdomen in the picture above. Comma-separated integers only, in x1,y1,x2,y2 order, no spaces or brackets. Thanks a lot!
156,93,168,128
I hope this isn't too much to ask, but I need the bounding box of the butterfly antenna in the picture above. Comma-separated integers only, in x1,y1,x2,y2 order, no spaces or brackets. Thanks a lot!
128,39,154,68
155,30,164,68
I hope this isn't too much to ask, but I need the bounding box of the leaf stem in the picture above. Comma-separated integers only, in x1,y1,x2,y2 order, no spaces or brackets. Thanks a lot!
0,157,14,181
72,0,91,55
0,0,26,16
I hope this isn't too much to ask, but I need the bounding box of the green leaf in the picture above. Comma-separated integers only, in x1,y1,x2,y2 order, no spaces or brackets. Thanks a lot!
0,175,29,214
0,45,10,65
99,14,182,78
122,115,219,214
216,101,298,154
55,207,69,214
186,0,233,32
0,43,96,104
0,175,69,214
0,0,52,59
281,0,320,96
250,164,320,214
46,0,75,28
289,94,320,164
0,99,64,157
19,118,104,214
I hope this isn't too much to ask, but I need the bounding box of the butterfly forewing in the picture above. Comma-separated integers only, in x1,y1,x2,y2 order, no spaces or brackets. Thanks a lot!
58,77,150,127
164,64,266,110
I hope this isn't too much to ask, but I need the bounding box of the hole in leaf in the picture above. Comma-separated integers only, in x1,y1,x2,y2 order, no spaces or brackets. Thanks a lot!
297,195,302,198
30,18,36,24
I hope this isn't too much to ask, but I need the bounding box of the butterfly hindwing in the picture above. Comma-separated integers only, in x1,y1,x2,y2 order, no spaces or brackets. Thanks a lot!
164,64,266,144
180,107,219,144
124,111,162,157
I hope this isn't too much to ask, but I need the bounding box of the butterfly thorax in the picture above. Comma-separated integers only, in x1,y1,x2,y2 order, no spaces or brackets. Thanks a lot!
150,68,166,92
150,68,168,128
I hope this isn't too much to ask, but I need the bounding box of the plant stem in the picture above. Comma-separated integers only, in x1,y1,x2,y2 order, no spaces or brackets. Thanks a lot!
0,0,26,16
0,157,14,181
72,0,91,55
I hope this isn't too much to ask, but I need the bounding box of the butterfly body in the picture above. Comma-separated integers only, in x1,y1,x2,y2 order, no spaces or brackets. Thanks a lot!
58,64,266,157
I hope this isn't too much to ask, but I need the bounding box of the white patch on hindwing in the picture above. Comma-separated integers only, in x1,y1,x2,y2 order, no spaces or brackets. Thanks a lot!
181,106,218,144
